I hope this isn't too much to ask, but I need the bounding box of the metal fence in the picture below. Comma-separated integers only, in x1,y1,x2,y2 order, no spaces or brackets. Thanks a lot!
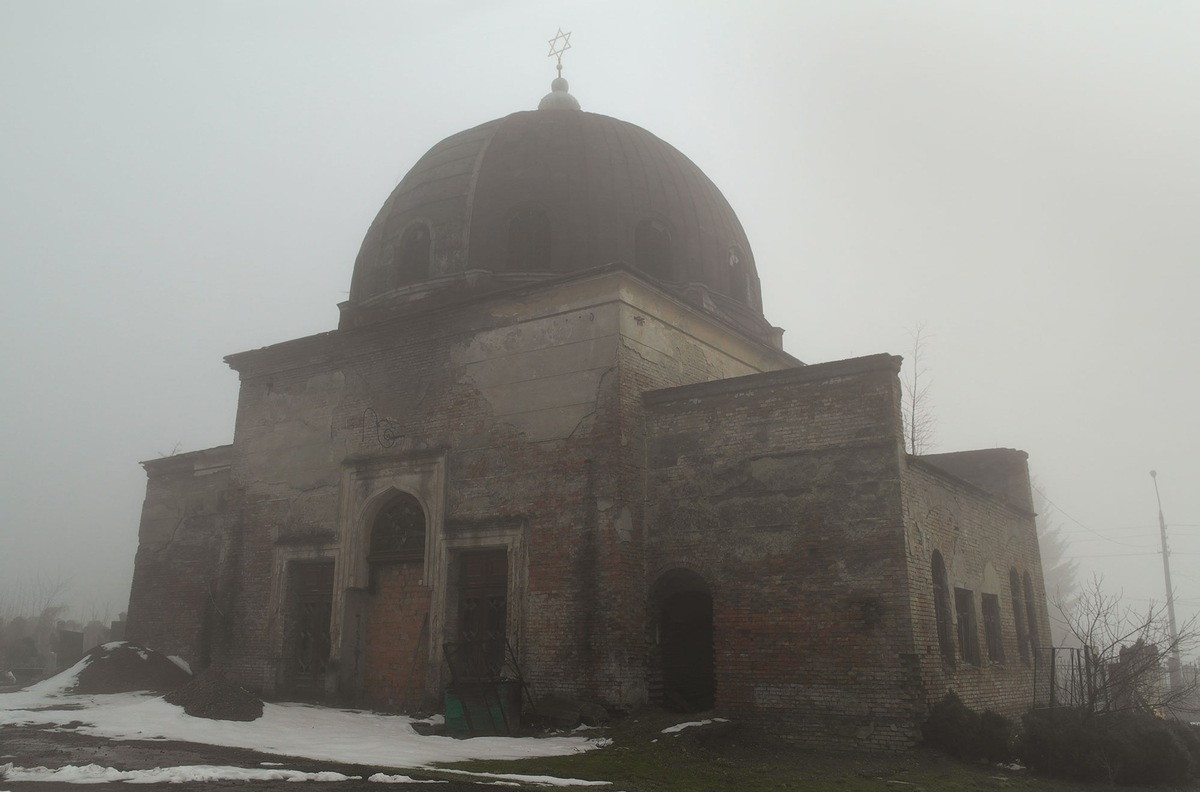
1034,649,1200,717
1032,646,1102,710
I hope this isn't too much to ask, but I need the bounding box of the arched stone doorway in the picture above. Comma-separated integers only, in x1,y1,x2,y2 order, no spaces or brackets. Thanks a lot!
651,569,714,712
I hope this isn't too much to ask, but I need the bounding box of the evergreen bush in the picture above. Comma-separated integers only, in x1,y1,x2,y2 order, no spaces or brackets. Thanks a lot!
921,691,1013,763
1018,708,1200,786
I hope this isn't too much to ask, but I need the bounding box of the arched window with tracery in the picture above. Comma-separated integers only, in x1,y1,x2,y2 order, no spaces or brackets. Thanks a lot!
507,208,551,271
932,550,955,663
635,218,674,281
369,492,426,566
395,223,431,286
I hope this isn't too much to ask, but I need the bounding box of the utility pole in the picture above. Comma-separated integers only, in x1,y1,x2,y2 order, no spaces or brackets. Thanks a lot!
1150,470,1183,696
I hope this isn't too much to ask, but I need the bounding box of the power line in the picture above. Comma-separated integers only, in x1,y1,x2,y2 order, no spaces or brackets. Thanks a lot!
1035,486,1199,549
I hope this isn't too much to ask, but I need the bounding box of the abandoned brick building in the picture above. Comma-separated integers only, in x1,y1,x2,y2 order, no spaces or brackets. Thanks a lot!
127,76,1052,748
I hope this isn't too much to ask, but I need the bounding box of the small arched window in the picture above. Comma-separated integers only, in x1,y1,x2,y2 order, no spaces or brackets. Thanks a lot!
507,208,551,271
369,492,426,564
1023,572,1040,653
932,551,955,663
635,219,674,281
395,224,431,286
1010,568,1029,662
728,246,748,305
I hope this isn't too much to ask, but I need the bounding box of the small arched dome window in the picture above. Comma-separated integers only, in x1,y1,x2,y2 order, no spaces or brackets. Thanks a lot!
932,550,955,663
635,218,674,281
507,208,551,271
728,246,748,305
369,492,426,564
395,223,431,286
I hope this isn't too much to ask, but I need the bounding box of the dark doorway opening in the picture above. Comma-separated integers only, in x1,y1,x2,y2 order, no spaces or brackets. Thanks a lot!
288,561,334,700
653,569,714,712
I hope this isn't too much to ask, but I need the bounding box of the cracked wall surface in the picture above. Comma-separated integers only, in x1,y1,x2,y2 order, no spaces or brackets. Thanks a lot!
127,267,1046,749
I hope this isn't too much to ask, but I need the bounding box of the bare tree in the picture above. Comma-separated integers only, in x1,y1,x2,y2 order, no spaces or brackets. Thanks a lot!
1057,575,1199,719
901,322,935,455
1032,483,1080,646
0,574,70,622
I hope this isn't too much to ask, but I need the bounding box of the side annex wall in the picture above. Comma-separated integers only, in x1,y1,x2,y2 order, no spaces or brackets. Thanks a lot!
127,445,234,670
643,354,922,749
902,450,1052,717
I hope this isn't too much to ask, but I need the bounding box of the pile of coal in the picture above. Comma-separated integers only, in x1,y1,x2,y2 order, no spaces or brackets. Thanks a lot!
72,643,191,694
164,669,264,721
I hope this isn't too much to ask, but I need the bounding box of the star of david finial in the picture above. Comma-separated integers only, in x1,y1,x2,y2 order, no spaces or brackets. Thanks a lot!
547,28,572,76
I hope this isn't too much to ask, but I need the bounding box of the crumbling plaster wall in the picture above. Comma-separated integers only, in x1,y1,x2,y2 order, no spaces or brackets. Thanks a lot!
127,445,234,670
902,454,1051,717
199,270,784,706
217,277,627,699
642,354,921,750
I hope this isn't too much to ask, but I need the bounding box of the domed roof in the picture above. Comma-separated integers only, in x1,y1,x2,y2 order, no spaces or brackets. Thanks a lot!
345,83,769,340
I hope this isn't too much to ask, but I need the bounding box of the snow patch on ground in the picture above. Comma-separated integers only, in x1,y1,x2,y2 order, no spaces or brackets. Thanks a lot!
410,713,445,726
367,772,444,783
0,762,360,784
0,658,607,772
166,655,191,675
661,718,728,734
440,768,611,786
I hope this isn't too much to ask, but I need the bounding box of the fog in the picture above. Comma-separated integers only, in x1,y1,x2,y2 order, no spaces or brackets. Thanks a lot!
1,1,1196,644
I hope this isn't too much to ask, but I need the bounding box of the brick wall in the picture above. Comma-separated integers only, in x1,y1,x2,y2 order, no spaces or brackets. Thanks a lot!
902,453,1052,718
126,445,233,671
362,561,431,710
129,269,1047,747
642,355,920,749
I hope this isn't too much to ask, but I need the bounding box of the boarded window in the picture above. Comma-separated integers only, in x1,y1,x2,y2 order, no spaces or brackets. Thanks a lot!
635,219,674,280
982,593,1004,664
932,551,955,663
507,208,551,271
955,587,981,665
1011,568,1029,662
1023,572,1040,651
396,224,431,285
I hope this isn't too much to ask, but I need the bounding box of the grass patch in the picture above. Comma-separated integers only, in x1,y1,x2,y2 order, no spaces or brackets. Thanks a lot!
432,707,1104,791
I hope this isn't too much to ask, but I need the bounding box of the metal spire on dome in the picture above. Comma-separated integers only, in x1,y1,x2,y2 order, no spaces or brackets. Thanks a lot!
539,28,581,111
548,28,571,76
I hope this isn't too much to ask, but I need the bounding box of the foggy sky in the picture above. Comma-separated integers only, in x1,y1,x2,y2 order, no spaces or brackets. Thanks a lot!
1,1,1197,643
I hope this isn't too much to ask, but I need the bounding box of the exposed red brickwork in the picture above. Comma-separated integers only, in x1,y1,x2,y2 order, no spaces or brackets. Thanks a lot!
362,562,431,710
641,356,923,749
128,271,1049,750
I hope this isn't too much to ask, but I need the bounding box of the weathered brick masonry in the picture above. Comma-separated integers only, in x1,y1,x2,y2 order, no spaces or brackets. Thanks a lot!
126,82,1051,749
903,451,1051,717
642,356,922,748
